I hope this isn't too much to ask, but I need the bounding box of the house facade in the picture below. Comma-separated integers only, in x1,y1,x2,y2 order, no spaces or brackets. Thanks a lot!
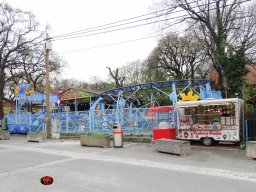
3,98,15,115
209,65,256,85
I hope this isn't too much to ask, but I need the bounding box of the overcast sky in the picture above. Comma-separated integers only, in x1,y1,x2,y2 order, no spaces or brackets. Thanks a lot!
7,0,160,83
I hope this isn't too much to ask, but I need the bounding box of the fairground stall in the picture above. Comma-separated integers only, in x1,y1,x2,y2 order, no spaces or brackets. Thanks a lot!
58,88,100,112
151,106,176,140
176,98,244,145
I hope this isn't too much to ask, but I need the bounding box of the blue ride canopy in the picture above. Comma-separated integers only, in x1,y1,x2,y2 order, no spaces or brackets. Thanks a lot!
15,83,58,103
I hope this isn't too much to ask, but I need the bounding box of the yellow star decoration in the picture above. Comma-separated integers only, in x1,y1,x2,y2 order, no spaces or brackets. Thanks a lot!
25,83,34,96
14,86,20,95
180,88,199,102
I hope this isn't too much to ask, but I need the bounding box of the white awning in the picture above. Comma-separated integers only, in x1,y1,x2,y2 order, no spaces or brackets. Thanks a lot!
175,98,244,108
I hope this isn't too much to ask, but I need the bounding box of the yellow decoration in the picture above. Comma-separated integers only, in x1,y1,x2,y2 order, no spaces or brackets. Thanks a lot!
180,88,199,102
14,86,20,95
25,83,34,96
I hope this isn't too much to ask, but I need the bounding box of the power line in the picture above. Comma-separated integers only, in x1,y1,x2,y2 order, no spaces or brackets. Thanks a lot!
59,35,158,54
52,7,174,39
52,15,185,41
51,0,251,42
53,11,169,40
59,21,187,54
52,0,213,40
51,5,218,41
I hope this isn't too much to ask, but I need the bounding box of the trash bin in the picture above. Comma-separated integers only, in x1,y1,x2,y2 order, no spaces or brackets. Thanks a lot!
51,118,60,139
113,123,123,148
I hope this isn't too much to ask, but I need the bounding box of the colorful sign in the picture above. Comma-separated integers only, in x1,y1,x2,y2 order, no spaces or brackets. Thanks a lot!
178,130,239,141
180,89,199,102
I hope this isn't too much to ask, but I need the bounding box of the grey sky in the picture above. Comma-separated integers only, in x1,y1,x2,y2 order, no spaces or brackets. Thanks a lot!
7,0,159,82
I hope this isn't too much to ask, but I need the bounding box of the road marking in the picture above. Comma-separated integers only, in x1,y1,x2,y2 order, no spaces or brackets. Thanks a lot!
1,143,256,182
0,149,18,153
0,157,76,178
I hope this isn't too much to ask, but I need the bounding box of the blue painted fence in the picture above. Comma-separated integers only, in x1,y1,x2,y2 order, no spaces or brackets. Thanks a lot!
6,108,176,135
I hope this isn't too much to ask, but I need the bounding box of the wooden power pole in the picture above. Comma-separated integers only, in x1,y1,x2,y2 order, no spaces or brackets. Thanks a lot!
45,32,52,139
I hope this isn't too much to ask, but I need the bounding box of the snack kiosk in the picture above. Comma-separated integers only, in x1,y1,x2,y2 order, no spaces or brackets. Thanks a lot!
151,107,176,140
175,98,243,145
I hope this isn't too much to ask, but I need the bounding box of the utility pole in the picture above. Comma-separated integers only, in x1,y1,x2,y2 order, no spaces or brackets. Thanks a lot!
45,31,52,139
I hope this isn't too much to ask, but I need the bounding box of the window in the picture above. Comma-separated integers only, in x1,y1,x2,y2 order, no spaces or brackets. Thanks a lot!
178,103,236,130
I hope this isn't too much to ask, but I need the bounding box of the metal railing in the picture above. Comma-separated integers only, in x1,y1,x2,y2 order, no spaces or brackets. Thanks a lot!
5,108,175,135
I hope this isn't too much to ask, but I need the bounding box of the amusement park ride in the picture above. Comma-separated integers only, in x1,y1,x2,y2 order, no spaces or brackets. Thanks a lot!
5,79,244,145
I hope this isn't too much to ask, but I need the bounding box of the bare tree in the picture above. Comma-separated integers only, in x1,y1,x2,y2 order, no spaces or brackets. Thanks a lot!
8,48,64,86
89,75,113,91
3,38,66,102
118,60,144,85
156,0,256,93
147,32,208,80
0,3,43,118
232,3,256,64
51,78,90,91
106,67,125,88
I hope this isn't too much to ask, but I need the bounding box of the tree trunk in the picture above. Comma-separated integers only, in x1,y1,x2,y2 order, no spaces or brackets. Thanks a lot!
0,65,5,118
214,66,224,91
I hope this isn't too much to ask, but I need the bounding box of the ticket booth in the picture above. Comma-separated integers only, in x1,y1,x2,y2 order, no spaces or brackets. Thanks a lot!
152,107,176,140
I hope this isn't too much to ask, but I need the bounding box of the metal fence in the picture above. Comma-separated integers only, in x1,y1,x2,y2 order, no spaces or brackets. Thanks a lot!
5,108,176,135
245,113,256,141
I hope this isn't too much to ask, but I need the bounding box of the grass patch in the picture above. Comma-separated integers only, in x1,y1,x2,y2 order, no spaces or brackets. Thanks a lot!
84,132,110,136
239,140,246,150
124,134,152,138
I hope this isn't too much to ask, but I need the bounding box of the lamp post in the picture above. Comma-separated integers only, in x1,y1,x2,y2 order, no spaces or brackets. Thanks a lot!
57,99,60,113
75,92,77,112
45,32,52,139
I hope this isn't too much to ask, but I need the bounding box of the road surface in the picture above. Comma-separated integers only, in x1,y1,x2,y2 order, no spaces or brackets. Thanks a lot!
0,135,255,192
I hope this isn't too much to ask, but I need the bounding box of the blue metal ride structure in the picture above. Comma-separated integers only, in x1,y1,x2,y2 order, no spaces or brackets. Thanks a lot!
5,80,222,135
89,79,221,134
7,83,58,134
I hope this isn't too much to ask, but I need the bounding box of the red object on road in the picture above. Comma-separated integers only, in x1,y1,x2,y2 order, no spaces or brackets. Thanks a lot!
40,176,54,185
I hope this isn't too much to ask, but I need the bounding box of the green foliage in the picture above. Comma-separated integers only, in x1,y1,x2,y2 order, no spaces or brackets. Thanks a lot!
245,103,256,113
155,95,172,106
125,134,152,138
85,132,110,136
239,140,246,150
223,49,248,97
241,79,256,113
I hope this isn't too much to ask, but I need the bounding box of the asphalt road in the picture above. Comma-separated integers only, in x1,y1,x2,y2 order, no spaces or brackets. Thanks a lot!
0,135,256,192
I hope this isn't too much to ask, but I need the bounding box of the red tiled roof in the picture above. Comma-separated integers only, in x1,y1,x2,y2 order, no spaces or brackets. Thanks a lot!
209,65,256,85
245,65,256,85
